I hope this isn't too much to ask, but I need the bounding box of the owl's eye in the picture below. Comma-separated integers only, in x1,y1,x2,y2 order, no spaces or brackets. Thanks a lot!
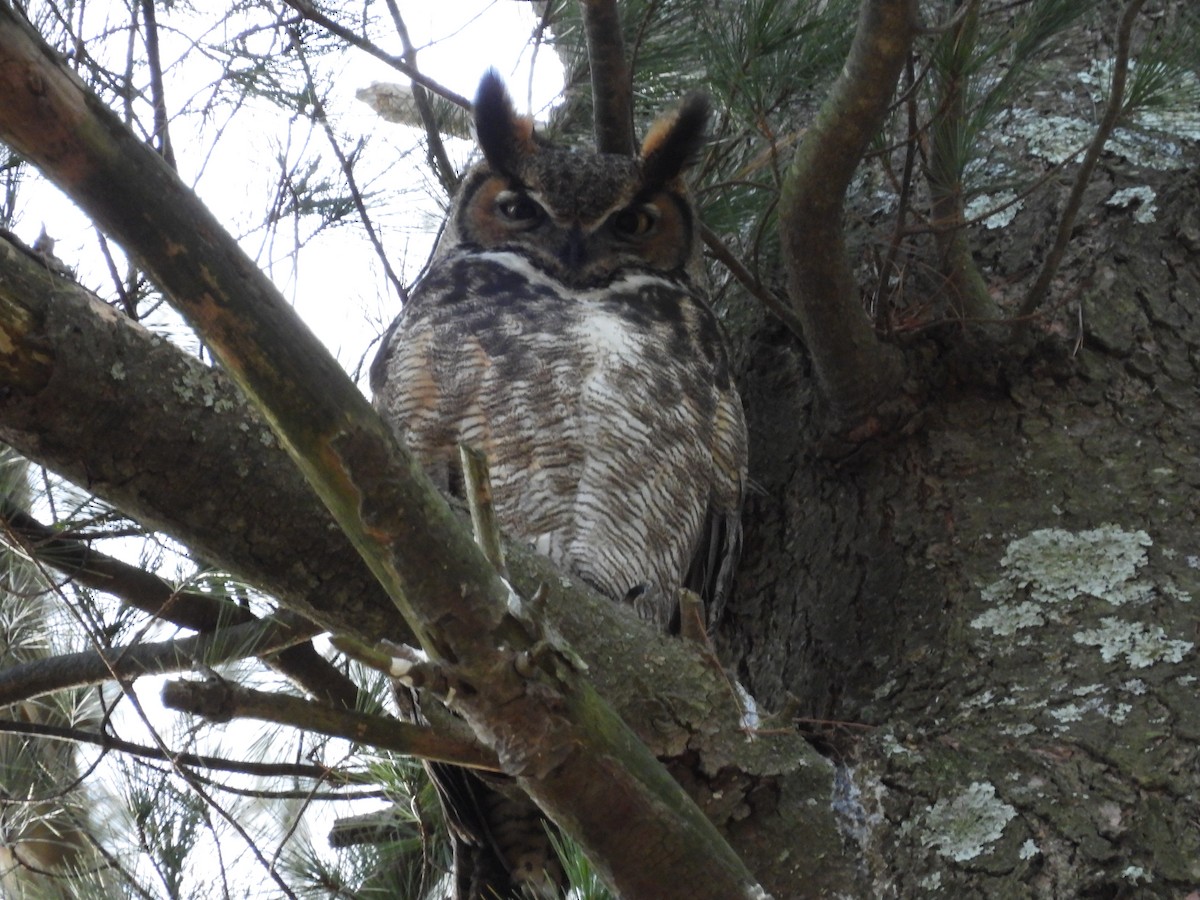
610,204,659,239
496,191,544,226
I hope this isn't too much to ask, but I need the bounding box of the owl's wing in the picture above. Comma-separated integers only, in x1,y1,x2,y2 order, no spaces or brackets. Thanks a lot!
686,383,748,629
368,315,403,397
684,502,742,629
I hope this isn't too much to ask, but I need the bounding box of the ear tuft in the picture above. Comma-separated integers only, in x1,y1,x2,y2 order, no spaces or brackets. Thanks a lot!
640,93,710,190
473,70,537,178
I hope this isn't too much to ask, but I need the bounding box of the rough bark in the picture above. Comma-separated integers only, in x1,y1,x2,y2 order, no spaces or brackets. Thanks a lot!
728,155,1200,894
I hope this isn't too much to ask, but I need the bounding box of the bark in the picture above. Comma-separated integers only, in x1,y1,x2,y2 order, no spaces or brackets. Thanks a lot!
0,8,846,897
727,159,1200,894
778,0,912,424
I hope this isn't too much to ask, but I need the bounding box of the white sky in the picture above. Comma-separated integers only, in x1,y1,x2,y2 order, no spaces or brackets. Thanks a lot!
9,4,564,890
17,1,564,374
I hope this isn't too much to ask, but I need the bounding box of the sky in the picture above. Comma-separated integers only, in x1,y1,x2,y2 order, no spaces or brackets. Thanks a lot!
17,1,564,375
7,3,565,889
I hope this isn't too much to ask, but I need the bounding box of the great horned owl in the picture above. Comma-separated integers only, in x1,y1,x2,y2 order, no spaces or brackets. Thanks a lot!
370,71,748,897
372,72,746,627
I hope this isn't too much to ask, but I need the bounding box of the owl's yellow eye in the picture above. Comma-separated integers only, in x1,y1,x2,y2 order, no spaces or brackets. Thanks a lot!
610,204,659,238
496,191,544,226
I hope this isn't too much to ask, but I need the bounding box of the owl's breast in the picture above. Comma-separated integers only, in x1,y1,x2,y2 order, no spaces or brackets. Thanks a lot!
374,254,739,614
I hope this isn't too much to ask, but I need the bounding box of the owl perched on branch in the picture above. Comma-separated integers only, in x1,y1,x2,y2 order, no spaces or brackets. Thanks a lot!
371,70,747,897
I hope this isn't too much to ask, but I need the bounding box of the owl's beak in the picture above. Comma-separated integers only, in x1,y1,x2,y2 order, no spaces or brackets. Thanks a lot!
559,225,587,271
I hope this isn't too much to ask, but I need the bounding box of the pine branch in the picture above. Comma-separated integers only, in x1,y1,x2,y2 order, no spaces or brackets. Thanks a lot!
582,0,635,154
281,0,471,109
161,678,499,771
1018,0,1148,318
383,0,460,195
0,717,366,782
0,617,313,707
0,501,358,707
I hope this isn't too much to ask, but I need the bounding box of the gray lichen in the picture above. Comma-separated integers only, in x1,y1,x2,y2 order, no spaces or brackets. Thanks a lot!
972,525,1194,674
1073,618,1194,669
920,782,1016,863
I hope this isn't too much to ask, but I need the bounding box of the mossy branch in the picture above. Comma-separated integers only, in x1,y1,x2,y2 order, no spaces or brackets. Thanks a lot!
777,0,913,422
0,10,765,897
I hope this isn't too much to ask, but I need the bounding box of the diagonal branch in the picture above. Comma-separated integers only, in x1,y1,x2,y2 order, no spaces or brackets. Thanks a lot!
383,0,459,195
0,11,768,897
0,500,358,707
282,0,470,109
0,232,411,648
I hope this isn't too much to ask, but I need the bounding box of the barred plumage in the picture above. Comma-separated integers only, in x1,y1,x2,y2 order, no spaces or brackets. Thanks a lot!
371,70,747,897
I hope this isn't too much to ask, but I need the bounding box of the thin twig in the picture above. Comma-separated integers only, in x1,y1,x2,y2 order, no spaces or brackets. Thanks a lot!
139,0,175,168
0,618,316,707
1019,0,1148,318
383,0,459,195
292,33,409,303
0,500,358,706
700,223,805,342
282,0,470,109
0,718,367,781
875,53,919,332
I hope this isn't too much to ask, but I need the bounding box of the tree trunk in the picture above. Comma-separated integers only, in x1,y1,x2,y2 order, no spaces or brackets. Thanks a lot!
0,3,1196,894
724,163,1200,894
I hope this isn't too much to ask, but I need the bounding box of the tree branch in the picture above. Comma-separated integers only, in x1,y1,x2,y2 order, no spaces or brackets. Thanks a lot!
0,717,367,782
1018,0,1148,318
778,0,913,422
0,500,358,707
161,677,499,772
383,0,459,195
281,0,471,110
0,615,313,707
0,233,410,647
582,0,635,154
0,11,775,897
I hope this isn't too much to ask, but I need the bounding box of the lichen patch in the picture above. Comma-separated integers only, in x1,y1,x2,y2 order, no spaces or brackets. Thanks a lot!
920,782,1017,863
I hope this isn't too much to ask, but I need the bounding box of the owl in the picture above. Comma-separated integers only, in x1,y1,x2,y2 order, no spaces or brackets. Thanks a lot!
370,71,747,897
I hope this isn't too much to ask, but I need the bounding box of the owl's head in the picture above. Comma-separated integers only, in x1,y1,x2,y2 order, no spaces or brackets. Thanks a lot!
437,71,710,287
